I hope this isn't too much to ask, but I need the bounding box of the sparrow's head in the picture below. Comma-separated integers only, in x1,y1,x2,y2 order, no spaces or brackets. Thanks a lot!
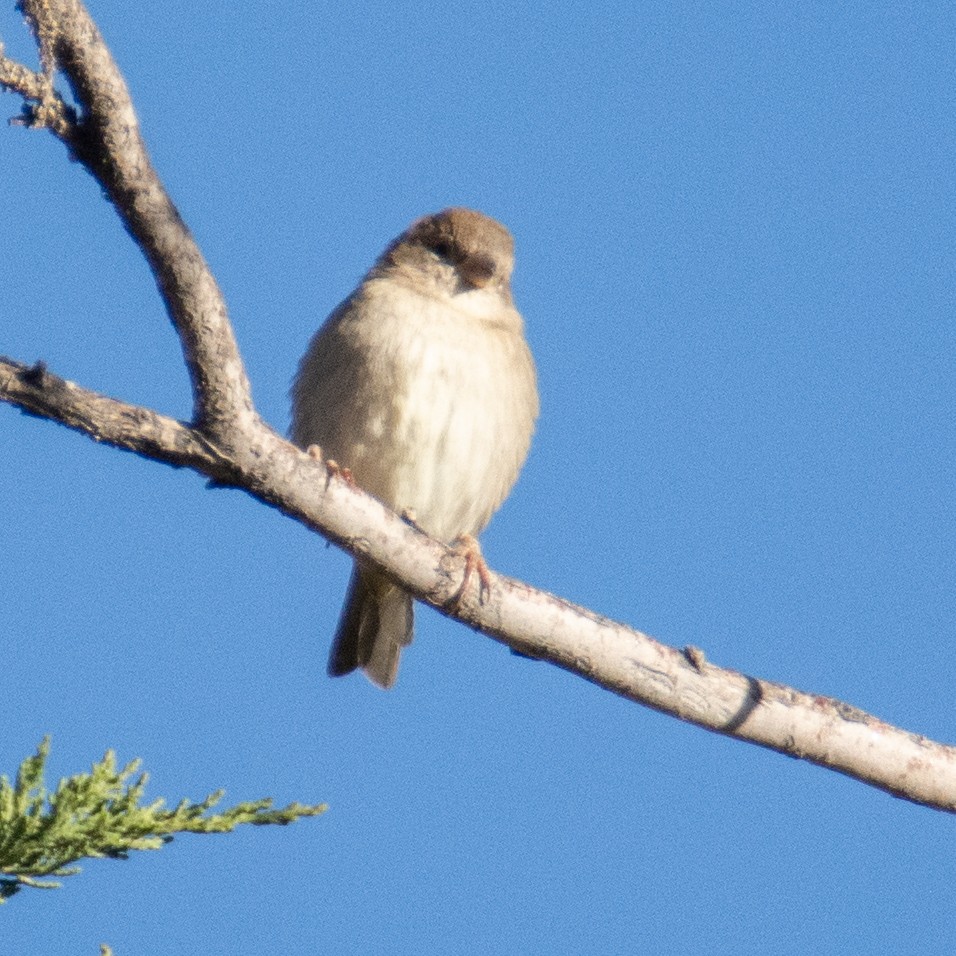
384,208,515,293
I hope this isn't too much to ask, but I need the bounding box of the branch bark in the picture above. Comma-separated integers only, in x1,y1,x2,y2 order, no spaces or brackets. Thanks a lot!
3,0,955,812
3,0,253,437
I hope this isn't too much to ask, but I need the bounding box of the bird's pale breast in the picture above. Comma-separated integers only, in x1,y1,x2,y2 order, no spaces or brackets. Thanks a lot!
292,277,536,544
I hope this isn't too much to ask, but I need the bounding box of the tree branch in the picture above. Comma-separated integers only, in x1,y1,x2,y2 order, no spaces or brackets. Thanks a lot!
0,358,229,474
5,0,254,438
3,0,955,813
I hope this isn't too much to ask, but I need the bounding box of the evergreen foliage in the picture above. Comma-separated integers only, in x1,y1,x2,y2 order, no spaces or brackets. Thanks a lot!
0,738,327,901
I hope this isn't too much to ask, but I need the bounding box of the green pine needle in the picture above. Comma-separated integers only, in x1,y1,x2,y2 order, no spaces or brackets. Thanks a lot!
0,738,327,901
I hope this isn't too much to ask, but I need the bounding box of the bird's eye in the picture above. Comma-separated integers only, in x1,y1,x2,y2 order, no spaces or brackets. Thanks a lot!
432,239,454,261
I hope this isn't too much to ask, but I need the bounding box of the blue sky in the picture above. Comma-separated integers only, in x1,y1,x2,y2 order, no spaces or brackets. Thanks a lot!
3,1,955,953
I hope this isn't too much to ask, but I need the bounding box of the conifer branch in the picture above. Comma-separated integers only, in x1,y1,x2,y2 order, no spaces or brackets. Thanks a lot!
0,739,327,901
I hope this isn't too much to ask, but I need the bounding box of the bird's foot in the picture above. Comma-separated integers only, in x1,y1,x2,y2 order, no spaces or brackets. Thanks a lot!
447,534,493,607
324,458,354,487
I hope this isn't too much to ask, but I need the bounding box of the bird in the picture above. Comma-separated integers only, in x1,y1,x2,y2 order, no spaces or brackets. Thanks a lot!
291,207,538,689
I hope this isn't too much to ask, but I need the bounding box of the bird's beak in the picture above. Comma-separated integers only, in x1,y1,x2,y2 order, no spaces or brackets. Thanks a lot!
459,253,497,289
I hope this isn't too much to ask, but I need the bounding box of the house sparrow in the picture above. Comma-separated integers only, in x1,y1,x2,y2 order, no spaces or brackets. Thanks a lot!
291,208,538,689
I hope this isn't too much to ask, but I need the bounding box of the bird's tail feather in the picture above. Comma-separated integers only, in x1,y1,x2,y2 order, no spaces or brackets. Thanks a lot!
327,565,413,689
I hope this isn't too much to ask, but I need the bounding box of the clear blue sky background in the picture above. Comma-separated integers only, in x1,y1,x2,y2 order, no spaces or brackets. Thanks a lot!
3,2,955,953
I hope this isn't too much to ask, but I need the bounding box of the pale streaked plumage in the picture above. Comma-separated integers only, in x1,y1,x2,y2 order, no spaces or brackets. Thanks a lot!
291,208,538,688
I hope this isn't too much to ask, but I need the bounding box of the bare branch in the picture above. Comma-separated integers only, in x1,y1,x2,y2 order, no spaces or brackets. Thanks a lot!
0,357,228,475
4,1,956,813
12,0,254,437
3,356,956,812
